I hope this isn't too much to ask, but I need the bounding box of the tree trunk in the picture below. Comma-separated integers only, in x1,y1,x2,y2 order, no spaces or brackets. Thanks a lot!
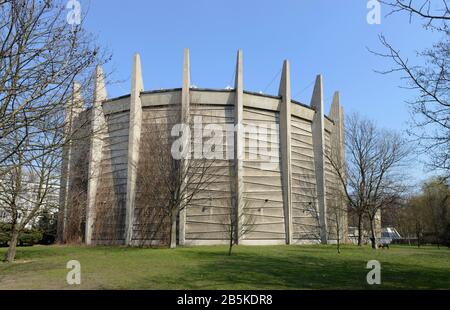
416,223,421,248
357,213,363,246
369,217,377,249
228,222,234,256
228,236,233,256
434,225,440,248
336,213,341,254
169,213,177,249
337,233,341,254
5,229,20,263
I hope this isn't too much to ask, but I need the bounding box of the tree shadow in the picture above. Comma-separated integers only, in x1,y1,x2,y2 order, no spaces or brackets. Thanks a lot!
136,247,450,289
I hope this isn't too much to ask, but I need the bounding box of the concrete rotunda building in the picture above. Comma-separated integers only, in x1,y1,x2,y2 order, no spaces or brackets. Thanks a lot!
59,49,348,246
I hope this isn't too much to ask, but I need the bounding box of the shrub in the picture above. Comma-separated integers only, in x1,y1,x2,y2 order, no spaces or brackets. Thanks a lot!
0,223,43,247
18,230,43,246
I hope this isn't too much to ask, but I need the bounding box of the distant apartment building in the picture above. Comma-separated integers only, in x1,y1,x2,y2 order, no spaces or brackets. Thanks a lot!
0,175,59,229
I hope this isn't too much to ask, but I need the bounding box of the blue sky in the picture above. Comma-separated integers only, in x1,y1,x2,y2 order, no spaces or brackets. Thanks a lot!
81,0,441,183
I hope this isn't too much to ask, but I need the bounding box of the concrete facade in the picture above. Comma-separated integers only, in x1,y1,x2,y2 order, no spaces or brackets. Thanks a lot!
59,50,347,246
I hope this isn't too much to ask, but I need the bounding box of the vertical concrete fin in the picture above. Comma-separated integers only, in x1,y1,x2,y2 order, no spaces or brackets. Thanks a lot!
339,102,347,242
329,91,339,117
178,48,190,246
329,91,348,243
86,65,107,245
182,48,190,121
310,75,323,110
58,82,84,243
234,49,244,244
310,75,328,244
72,82,84,112
328,91,344,174
132,53,145,97
329,91,343,165
58,92,72,243
339,101,345,194
278,61,290,98
339,103,345,167
125,53,144,245
279,60,292,244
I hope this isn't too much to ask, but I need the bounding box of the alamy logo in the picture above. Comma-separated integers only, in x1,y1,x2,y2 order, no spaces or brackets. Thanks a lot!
66,260,81,285
367,0,381,25
66,0,81,26
170,117,279,170
366,260,381,285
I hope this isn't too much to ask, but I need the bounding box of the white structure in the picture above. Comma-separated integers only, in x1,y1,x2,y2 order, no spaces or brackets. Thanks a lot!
0,176,59,229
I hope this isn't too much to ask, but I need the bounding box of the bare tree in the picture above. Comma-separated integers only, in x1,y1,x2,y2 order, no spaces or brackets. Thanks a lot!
422,178,450,247
404,195,428,247
219,201,255,256
293,171,347,252
327,114,409,249
293,172,322,242
301,199,322,242
373,1,449,178
0,114,61,262
397,178,449,247
0,1,109,262
132,114,177,247
0,1,108,171
327,187,347,253
381,1,449,23
128,105,220,248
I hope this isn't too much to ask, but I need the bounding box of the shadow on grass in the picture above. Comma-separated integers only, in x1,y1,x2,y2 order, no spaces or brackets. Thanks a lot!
137,247,450,290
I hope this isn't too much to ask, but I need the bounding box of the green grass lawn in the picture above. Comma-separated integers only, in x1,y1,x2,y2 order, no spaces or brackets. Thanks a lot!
0,244,449,289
